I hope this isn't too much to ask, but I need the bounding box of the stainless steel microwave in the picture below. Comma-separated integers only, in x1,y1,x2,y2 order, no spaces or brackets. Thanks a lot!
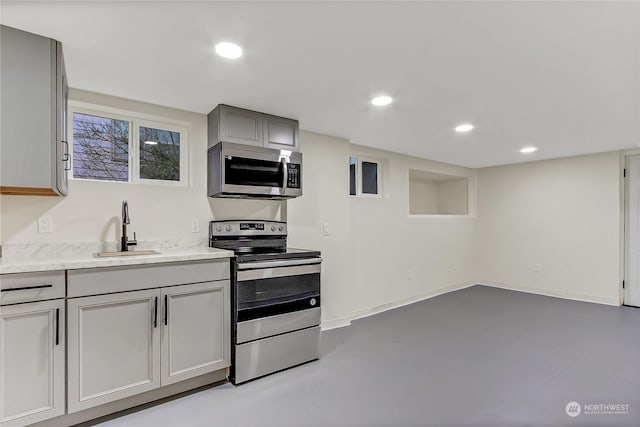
208,142,302,199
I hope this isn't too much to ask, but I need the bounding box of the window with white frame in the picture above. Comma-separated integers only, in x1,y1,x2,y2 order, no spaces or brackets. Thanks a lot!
349,155,382,197
70,107,187,185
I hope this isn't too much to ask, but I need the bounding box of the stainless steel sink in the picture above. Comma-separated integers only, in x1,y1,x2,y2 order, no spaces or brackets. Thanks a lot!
94,250,160,258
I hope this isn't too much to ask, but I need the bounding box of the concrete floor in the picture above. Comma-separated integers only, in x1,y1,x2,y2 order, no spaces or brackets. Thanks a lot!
96,285,640,427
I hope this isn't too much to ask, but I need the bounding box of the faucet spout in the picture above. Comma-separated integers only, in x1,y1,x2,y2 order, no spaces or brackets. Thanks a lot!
122,200,130,225
120,200,137,251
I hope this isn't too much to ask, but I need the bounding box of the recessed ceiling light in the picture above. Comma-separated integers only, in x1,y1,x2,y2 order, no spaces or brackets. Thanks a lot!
143,140,158,145
520,146,538,154
371,95,393,106
215,42,243,59
455,123,474,133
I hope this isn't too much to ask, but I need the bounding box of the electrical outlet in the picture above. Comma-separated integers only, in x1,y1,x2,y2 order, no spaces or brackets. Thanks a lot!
322,223,330,236
38,216,53,233
191,219,200,233
534,264,543,273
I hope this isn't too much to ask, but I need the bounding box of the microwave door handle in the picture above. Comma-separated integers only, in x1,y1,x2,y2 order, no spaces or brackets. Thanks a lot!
281,158,288,190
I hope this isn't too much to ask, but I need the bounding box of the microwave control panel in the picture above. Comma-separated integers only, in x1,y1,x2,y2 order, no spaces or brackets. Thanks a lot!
287,164,301,189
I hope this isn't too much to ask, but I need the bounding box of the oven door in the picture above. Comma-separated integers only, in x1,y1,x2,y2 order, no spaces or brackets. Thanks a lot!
235,258,321,324
234,257,322,344
221,144,302,198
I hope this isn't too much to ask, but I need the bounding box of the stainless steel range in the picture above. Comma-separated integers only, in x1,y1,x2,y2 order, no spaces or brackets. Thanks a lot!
209,220,321,384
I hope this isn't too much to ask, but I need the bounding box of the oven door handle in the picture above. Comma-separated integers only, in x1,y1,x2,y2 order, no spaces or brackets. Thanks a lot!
281,158,288,191
237,257,322,270
237,262,321,281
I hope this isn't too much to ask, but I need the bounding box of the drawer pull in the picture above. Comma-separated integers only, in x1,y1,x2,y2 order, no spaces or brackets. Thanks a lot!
1,284,53,292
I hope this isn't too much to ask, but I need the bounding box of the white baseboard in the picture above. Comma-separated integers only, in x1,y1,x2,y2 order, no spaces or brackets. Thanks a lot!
351,281,476,321
477,281,621,306
320,281,475,331
320,280,622,332
320,317,352,331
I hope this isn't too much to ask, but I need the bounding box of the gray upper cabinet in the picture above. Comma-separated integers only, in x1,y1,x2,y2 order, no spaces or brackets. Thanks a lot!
0,25,69,196
209,105,264,148
263,114,299,151
208,104,299,152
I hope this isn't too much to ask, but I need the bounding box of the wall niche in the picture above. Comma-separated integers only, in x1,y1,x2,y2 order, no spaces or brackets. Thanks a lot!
409,169,468,215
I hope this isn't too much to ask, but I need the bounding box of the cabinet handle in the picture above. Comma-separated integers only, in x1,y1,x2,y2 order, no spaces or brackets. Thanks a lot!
164,294,168,326
62,140,71,171
55,308,60,346
1,284,53,292
153,296,158,328
62,140,70,161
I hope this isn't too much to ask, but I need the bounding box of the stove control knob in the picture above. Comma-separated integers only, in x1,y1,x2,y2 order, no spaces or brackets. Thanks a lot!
278,226,284,232
271,225,277,232
225,225,232,232
310,298,317,306
216,225,223,232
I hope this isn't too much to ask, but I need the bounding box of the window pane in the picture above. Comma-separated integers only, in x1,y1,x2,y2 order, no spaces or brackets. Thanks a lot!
73,113,129,181
361,161,378,194
349,156,357,195
139,126,180,181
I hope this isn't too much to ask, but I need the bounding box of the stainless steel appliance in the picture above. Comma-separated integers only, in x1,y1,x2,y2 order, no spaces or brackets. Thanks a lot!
208,142,302,199
209,220,321,384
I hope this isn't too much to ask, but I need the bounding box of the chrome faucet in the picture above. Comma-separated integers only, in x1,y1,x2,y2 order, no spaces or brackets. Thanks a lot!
120,200,137,252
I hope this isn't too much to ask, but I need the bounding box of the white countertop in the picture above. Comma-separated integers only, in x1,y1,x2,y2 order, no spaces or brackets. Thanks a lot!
0,247,234,275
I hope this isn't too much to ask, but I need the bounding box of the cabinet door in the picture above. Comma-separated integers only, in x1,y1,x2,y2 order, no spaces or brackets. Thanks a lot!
55,40,69,196
218,105,263,146
67,289,161,413
161,281,230,386
263,114,299,151
0,299,65,426
0,25,57,195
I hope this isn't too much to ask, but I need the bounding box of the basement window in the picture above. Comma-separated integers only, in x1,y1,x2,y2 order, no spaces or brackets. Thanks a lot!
408,169,468,215
71,108,187,186
349,156,382,197
139,126,181,182
72,113,130,182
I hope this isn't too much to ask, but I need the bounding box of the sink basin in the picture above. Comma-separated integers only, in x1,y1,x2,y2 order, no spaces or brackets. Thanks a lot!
94,250,161,258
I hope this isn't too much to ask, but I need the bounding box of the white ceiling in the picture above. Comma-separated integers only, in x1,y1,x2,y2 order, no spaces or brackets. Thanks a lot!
2,1,639,168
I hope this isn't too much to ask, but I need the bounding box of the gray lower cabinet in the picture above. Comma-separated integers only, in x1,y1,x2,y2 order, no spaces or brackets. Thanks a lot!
67,289,161,414
0,299,65,426
161,281,229,385
67,280,230,413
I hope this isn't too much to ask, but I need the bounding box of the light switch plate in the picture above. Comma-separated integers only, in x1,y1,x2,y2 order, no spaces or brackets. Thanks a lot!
322,223,330,236
191,219,200,233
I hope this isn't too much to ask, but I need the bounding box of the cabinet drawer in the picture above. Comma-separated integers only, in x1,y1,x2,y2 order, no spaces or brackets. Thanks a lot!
67,259,230,298
0,271,65,305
